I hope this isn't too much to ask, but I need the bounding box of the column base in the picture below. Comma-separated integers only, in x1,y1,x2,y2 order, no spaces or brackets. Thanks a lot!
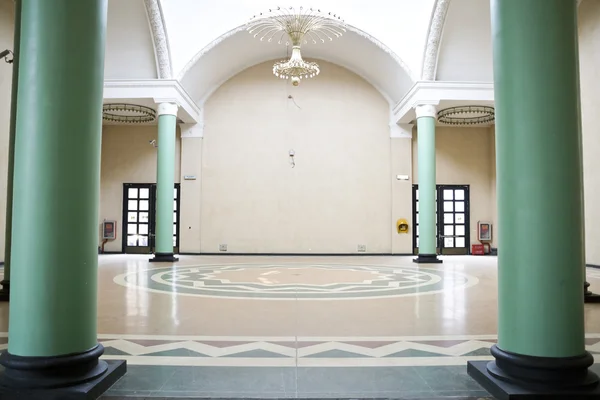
0,280,9,302
0,344,126,399
468,345,600,399
585,281,600,304
413,254,442,264
149,252,179,263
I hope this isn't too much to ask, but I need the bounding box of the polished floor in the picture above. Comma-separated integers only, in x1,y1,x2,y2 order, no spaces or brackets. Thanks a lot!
1,255,600,398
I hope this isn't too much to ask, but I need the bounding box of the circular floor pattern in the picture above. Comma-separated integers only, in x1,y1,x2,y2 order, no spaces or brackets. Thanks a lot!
113,263,479,300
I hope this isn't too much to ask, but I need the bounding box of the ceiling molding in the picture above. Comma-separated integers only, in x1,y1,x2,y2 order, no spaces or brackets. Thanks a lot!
421,0,451,80
177,22,417,83
144,0,172,79
103,80,201,123
393,81,494,124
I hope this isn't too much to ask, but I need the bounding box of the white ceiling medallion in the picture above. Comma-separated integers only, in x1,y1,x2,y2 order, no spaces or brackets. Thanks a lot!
437,105,495,126
102,103,157,124
246,6,345,86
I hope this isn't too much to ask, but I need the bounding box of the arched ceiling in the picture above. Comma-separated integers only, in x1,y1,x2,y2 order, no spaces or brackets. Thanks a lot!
178,25,416,106
104,0,157,79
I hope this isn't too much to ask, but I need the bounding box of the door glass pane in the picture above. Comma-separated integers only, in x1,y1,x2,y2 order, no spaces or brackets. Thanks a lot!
455,201,465,212
127,236,137,246
455,213,465,223
140,188,150,199
456,237,465,248
455,225,466,236
444,237,454,247
174,188,178,198
139,212,149,223
128,188,138,198
416,214,419,223
455,189,465,200
139,200,149,211
443,189,454,200
416,225,419,236
139,236,148,246
415,189,418,200
127,224,137,234
139,224,148,235
416,237,419,247
173,224,177,235
415,202,419,212
173,236,177,246
443,201,454,212
444,225,454,236
173,212,177,223
128,200,138,211
128,212,137,222
444,213,454,224
173,200,177,210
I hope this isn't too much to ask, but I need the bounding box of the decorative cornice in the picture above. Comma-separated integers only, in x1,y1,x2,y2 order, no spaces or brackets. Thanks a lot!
415,104,437,119
180,122,204,138
177,23,417,82
421,0,451,81
144,0,172,79
103,80,201,123
157,102,178,117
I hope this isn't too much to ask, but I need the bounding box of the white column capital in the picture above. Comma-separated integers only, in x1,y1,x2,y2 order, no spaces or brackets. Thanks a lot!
415,104,437,119
157,102,178,117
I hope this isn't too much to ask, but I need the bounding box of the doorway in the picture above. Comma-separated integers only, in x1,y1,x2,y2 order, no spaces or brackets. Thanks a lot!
412,184,470,255
122,183,180,254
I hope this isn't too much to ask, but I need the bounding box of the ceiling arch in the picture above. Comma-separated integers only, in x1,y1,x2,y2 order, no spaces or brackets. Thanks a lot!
178,24,417,106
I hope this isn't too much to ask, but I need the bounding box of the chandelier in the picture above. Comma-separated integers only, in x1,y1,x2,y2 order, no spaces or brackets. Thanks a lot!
437,106,495,126
247,6,345,85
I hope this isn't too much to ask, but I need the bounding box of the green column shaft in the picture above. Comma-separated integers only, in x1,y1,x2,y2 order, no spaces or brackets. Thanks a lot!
416,106,437,255
492,0,584,357
154,104,178,254
8,0,107,357
2,0,21,284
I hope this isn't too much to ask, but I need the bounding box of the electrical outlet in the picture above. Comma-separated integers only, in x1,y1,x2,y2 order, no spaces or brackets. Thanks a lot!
357,244,367,252
219,244,228,252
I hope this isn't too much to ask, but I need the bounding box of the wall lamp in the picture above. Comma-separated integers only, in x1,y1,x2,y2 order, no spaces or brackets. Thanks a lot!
0,49,13,64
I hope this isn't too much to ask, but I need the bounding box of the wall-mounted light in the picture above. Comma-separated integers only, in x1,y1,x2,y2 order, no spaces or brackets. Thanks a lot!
289,149,296,168
0,49,14,64
149,139,157,148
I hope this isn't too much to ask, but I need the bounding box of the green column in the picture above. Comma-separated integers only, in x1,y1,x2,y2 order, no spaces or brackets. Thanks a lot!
468,0,598,394
0,0,21,302
151,103,179,262
413,105,441,264
0,1,125,394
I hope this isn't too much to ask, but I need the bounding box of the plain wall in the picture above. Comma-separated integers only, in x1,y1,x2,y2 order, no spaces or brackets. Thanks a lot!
99,125,181,253
0,0,15,263
412,126,495,249
198,60,393,254
579,0,600,266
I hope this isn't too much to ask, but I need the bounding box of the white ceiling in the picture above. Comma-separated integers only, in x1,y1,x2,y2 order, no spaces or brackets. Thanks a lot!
179,25,415,106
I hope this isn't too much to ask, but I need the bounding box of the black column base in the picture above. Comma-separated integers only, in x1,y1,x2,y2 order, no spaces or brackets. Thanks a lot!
468,345,600,399
149,252,179,263
0,344,126,399
0,280,9,302
585,281,600,304
413,254,442,264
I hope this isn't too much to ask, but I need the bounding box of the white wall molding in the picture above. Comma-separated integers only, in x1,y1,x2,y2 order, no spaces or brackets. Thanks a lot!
390,123,414,138
103,80,201,123
144,0,172,79
180,122,205,138
421,0,451,80
393,81,494,124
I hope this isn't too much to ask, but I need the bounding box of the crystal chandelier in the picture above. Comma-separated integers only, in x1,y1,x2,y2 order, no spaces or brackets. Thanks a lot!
247,6,345,85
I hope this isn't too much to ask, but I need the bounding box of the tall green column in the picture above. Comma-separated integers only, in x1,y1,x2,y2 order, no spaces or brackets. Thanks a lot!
468,1,600,397
0,0,125,395
413,104,441,264
0,0,21,302
150,102,179,262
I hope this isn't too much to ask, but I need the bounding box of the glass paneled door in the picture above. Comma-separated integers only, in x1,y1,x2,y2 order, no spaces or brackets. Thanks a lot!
122,183,180,254
437,185,470,255
412,184,470,255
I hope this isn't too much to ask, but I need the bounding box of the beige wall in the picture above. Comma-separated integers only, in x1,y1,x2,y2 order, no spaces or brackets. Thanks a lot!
0,0,15,263
198,60,393,254
579,0,600,266
412,127,495,249
100,125,181,253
